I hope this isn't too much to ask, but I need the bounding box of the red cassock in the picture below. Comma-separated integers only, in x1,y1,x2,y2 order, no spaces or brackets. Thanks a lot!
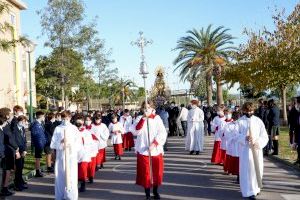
228,156,239,175
136,153,164,188
211,141,223,164
96,148,106,165
113,144,124,156
78,162,88,181
223,154,231,173
122,132,135,149
88,157,96,178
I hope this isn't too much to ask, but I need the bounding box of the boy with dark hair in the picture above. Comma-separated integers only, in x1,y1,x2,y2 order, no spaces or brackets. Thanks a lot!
0,107,19,196
31,111,47,177
13,115,28,191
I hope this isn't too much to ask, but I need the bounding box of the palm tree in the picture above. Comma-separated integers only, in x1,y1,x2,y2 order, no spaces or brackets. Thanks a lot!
173,25,235,105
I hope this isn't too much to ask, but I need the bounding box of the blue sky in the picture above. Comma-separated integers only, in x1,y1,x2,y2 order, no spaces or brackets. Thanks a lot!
21,0,299,93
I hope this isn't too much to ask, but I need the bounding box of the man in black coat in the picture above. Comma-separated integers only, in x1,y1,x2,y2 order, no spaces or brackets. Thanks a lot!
290,96,300,165
0,107,20,196
12,115,28,191
267,99,280,155
167,102,179,137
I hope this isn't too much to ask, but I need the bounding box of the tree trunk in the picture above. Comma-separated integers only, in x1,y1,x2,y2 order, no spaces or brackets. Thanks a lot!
61,86,65,109
206,72,213,106
281,85,288,125
216,77,224,105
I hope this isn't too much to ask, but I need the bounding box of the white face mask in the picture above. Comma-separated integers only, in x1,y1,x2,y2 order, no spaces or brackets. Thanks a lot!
191,105,197,109
16,112,24,117
296,104,300,111
225,114,232,120
18,122,24,128
145,108,153,116
85,121,92,126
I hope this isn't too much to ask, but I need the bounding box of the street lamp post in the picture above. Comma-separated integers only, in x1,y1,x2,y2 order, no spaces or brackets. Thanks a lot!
132,31,153,185
25,41,36,123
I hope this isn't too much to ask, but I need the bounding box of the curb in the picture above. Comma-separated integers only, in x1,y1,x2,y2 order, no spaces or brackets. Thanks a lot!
266,155,300,172
8,165,47,189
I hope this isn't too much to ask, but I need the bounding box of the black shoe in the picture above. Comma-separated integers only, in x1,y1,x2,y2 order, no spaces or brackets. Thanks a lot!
35,170,44,177
21,184,28,189
89,177,94,184
196,151,200,155
95,166,100,171
100,164,104,169
114,156,117,160
14,186,23,191
118,156,121,160
248,195,256,200
145,196,151,200
129,148,132,151
189,151,194,155
153,193,161,200
79,181,86,192
1,188,14,196
47,166,54,173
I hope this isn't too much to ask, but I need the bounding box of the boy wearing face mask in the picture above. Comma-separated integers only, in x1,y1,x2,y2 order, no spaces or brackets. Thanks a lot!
10,105,24,131
31,111,47,177
44,112,57,173
185,99,205,155
85,115,98,183
0,107,20,196
130,100,167,200
221,108,234,173
12,115,28,191
224,111,240,181
91,114,109,170
74,115,93,192
211,106,226,164
120,109,134,151
109,114,125,160
237,102,268,199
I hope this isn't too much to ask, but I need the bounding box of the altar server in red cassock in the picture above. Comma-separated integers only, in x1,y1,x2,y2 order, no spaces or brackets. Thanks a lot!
74,115,93,192
120,109,134,151
91,114,109,170
109,114,125,160
85,115,98,183
211,105,226,164
222,108,234,173
223,111,240,181
130,100,167,200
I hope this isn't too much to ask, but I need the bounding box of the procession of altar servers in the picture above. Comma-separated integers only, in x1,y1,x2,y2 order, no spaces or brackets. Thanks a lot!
210,105,269,199
49,101,268,200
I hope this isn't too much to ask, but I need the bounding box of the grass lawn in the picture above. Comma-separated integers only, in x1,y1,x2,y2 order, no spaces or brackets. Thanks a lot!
23,149,46,175
278,126,298,163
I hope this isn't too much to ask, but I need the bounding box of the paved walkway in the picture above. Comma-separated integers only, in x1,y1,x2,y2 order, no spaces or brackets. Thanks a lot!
7,136,300,200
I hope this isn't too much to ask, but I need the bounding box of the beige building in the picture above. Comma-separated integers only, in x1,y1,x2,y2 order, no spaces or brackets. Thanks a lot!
0,0,36,111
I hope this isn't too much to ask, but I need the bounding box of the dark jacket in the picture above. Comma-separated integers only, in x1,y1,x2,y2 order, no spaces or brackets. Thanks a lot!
10,116,18,131
0,128,5,158
30,120,47,150
44,121,56,146
3,124,18,158
289,107,300,144
12,126,27,154
267,106,280,127
167,106,179,121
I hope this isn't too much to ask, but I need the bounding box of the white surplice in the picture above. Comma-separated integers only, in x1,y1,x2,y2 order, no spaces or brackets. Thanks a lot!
185,107,205,152
91,123,109,149
237,115,268,197
50,122,83,200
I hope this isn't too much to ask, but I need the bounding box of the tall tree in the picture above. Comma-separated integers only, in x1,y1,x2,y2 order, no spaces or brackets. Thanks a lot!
224,4,300,124
173,25,235,105
38,0,106,108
